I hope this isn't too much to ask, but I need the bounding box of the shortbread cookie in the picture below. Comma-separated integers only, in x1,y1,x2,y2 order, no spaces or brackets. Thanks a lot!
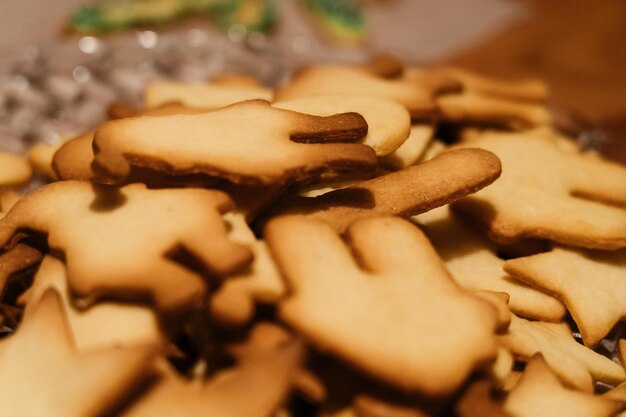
275,66,461,120
53,102,207,181
0,244,43,298
259,148,501,234
22,256,162,351
456,379,513,417
362,54,405,79
0,181,252,314
504,247,626,347
0,289,156,417
352,395,430,417
503,354,624,417
273,95,411,156
144,80,272,109
416,206,566,322
209,213,285,327
452,131,626,249
211,73,265,89
406,67,548,103
266,216,498,395
0,152,32,187
0,190,21,214
499,315,625,391
379,124,435,170
122,323,304,417
28,142,63,180
93,100,376,186
436,91,551,128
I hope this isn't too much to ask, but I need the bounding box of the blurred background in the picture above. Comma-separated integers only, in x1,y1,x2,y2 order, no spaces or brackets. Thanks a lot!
0,0,624,160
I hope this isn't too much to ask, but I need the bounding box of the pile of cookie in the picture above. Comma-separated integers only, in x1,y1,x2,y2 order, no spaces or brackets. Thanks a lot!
1,55,626,417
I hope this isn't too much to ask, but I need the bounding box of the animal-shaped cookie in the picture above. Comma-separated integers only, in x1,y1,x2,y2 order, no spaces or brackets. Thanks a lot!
379,124,435,171
0,151,32,187
273,95,411,156
0,289,156,417
504,247,626,347
266,216,498,395
503,354,624,417
274,66,461,120
416,206,566,322
121,323,304,417
145,80,272,109
53,102,210,182
258,148,501,233
500,315,625,391
0,181,252,314
21,256,162,351
452,131,626,249
0,244,42,298
209,212,285,327
92,100,376,186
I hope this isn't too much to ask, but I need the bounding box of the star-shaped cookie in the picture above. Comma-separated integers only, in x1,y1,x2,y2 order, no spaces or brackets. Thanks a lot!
504,354,624,417
500,315,625,391
0,289,156,417
504,247,626,347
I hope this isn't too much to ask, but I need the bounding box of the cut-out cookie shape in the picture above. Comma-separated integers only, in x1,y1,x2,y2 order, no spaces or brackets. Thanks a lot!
0,244,42,298
379,124,435,171
28,142,63,180
504,247,626,347
416,206,566,322
273,95,411,156
53,102,211,182
22,256,162,352
0,152,32,188
144,80,272,109
0,181,252,314
92,100,376,186
452,131,626,249
121,323,304,417
499,315,625,391
0,289,156,417
456,379,514,417
266,216,498,395
503,354,624,417
209,212,285,327
259,148,501,234
274,66,461,120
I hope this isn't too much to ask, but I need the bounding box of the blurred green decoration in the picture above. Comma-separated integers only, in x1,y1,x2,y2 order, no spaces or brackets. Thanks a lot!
70,0,366,43
305,0,366,43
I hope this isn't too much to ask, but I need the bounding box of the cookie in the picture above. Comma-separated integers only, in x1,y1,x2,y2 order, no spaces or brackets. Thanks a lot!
211,73,265,89
0,243,43,302
416,206,566,322
456,379,514,417
352,395,430,417
53,102,207,182
274,66,461,120
209,212,285,327
121,323,304,417
144,80,272,109
21,256,162,351
0,181,252,314
499,315,625,391
0,151,32,188
503,354,624,417
92,99,376,186
266,216,498,395
379,124,435,170
0,190,21,217
27,142,63,180
504,247,626,347
258,148,501,234
0,289,156,417
452,131,626,249
406,67,548,103
273,95,411,156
